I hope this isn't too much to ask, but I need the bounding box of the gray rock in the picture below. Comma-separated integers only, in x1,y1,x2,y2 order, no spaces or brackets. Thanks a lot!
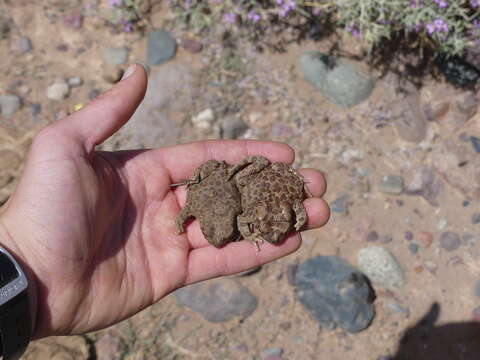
378,175,404,195
408,243,419,255
439,232,461,252
191,108,215,129
385,302,410,317
0,95,21,117
103,46,129,65
47,81,70,100
295,255,375,333
299,51,375,108
357,246,405,288
367,231,379,242
405,166,443,206
379,235,393,244
475,279,480,298
463,233,478,247
221,117,249,139
68,77,83,87
391,94,427,143
331,194,350,214
19,36,32,53
175,278,257,322
472,212,480,224
261,348,284,359
29,103,41,116
147,29,176,65
103,64,197,149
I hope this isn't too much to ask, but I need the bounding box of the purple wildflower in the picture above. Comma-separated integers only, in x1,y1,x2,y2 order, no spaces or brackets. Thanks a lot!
346,23,360,37
223,12,236,24
277,0,296,18
433,0,448,8
472,0,480,7
247,11,261,23
107,0,122,6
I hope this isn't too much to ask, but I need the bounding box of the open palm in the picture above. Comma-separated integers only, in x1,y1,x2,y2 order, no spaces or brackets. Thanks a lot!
0,65,329,339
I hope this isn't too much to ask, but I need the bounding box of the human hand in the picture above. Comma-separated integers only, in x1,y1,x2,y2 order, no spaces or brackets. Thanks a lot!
0,64,329,339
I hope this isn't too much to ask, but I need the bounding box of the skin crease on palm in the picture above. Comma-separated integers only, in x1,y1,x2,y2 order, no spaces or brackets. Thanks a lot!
0,64,330,339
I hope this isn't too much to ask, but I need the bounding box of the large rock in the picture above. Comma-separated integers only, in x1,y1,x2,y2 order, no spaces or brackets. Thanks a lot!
357,246,405,288
147,29,176,65
299,51,375,108
102,64,197,149
175,279,258,322
295,255,375,333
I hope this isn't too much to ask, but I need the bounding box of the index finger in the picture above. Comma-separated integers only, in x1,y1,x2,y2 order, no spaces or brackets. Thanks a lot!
159,139,295,183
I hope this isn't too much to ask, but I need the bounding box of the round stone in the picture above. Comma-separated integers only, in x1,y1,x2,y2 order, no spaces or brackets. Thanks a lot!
47,81,70,100
439,232,461,252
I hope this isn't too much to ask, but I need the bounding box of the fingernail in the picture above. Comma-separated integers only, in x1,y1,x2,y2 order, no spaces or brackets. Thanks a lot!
121,64,137,80
136,61,150,77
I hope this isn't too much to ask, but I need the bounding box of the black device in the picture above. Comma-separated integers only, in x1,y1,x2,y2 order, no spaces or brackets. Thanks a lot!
0,246,31,359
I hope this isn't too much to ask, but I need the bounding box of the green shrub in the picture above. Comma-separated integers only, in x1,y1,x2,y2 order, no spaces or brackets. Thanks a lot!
168,0,480,56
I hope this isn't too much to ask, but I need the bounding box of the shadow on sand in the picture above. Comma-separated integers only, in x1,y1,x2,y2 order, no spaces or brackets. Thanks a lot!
391,303,480,360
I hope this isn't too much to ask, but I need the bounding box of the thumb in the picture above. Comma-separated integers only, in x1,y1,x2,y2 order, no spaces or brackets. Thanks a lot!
53,63,148,153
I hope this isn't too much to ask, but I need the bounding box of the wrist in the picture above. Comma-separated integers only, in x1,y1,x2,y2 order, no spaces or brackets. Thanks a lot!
0,216,38,339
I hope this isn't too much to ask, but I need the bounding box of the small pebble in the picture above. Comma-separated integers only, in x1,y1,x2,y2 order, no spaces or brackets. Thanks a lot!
47,81,69,100
446,255,463,267
404,231,414,241
463,200,470,207
408,243,419,254
261,348,284,359
192,109,215,129
331,194,350,215
437,219,448,230
367,231,379,242
379,235,393,244
180,37,203,53
103,46,129,65
474,280,480,298
424,261,438,274
472,306,480,321
418,231,433,248
68,77,83,87
19,36,32,53
0,94,21,117
221,117,249,139
29,103,41,116
89,89,101,100
62,11,83,29
385,302,410,317
472,212,480,224
463,233,478,247
439,231,461,252
470,136,480,153
378,175,404,195
56,43,69,52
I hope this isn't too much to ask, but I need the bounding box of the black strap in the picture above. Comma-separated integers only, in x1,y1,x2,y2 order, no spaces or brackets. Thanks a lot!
0,290,31,360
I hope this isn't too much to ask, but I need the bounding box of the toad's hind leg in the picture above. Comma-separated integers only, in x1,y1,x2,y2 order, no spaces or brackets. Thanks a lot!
175,208,192,234
292,199,307,231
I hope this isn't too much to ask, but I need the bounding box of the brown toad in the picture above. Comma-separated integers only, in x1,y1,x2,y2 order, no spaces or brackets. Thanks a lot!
175,160,242,247
228,156,308,249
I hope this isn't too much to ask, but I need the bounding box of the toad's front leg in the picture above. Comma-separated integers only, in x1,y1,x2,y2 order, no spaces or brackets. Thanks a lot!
237,214,265,251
